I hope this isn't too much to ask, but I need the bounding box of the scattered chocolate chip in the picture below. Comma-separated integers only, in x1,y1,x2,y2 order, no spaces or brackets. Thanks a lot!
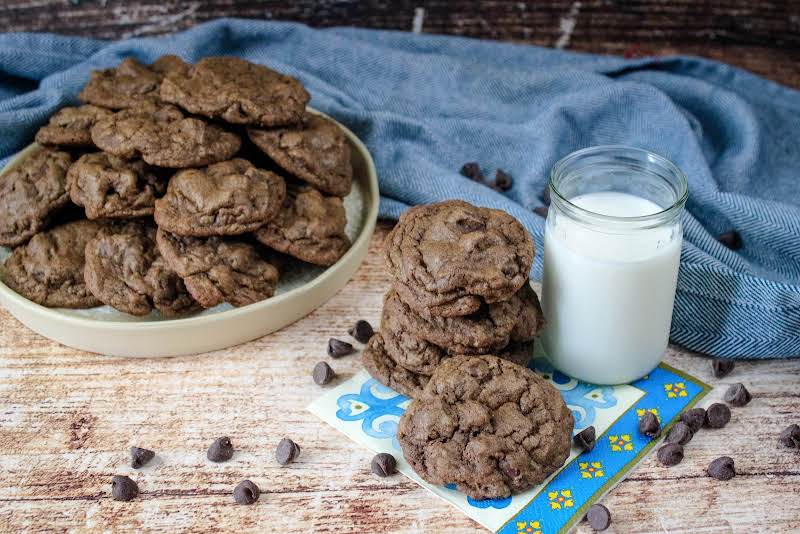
494,169,513,191
371,453,397,477
665,421,694,445
499,458,520,478
111,475,138,501
638,412,660,438
718,230,742,250
573,426,596,452
779,424,800,448
460,162,484,182
542,185,551,205
704,403,731,429
724,383,751,407
707,456,735,480
327,338,354,358
349,320,374,344
657,443,684,466
207,436,234,463
681,408,706,433
130,446,155,469
313,361,335,385
586,503,612,531
233,480,260,504
712,358,735,378
533,206,549,218
276,437,301,465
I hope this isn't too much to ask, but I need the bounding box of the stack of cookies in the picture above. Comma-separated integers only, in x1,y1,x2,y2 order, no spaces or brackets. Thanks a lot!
363,200,546,398
1,55,353,316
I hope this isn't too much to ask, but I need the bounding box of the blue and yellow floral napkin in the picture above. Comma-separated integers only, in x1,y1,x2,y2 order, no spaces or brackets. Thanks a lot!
309,349,709,533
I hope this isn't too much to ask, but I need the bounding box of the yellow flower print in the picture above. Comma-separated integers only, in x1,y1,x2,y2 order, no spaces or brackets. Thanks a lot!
664,382,688,398
548,489,574,509
636,408,660,421
609,434,633,452
579,461,604,478
516,520,542,534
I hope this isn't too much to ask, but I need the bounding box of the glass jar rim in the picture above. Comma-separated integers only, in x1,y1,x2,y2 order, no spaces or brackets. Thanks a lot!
549,145,689,231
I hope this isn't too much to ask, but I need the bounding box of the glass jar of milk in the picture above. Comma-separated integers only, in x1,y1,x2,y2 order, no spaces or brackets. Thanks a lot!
541,146,688,385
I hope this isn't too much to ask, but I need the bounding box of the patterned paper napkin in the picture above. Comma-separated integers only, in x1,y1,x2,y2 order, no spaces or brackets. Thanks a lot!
309,346,710,533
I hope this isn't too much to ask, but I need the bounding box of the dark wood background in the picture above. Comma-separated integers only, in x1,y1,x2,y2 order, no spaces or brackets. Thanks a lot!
1,1,799,88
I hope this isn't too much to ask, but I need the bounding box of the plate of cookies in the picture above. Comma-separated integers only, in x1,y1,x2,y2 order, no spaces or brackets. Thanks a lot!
0,55,378,357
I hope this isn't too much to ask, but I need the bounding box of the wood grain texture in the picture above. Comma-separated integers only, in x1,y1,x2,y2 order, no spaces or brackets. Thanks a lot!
0,1,799,88
0,222,798,533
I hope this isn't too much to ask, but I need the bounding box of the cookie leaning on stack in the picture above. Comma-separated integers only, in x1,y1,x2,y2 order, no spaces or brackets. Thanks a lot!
363,200,545,398
0,55,354,316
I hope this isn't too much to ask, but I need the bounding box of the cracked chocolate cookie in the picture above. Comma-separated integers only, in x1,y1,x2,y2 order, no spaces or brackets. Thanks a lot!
67,152,166,219
154,158,285,236
386,283,543,355
397,355,573,500
0,147,72,247
2,220,104,308
91,102,241,168
155,229,279,308
362,333,430,399
253,185,349,266
79,55,189,110
248,113,352,197
160,56,309,127
84,221,198,317
385,201,533,317
35,105,114,148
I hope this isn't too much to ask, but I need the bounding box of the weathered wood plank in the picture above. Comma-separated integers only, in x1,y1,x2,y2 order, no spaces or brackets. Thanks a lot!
0,223,798,533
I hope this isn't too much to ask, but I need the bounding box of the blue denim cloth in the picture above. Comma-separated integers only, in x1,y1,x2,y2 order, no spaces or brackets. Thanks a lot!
1,19,798,358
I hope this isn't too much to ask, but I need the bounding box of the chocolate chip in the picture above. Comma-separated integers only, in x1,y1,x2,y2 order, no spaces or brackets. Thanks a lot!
707,456,735,480
657,443,684,466
499,458,520,479
313,361,335,385
542,185,551,206
349,320,374,344
704,403,731,429
111,475,138,501
494,169,513,191
638,412,660,438
681,408,706,433
712,358,735,378
665,421,693,445
533,206,549,218
233,480,260,505
327,338,354,358
130,446,155,469
573,426,596,452
460,162,484,182
779,424,800,448
276,437,301,465
207,436,234,462
718,230,742,250
371,453,397,477
724,383,751,407
586,503,612,531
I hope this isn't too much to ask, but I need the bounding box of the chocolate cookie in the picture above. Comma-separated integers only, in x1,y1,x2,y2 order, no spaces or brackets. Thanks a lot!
160,56,309,127
154,158,285,236
253,185,350,266
386,283,543,355
397,355,573,500
155,229,279,308
79,55,189,110
35,105,114,148
2,220,104,308
0,147,72,247
385,201,534,317
362,333,430,399
67,153,166,219
248,113,352,197
91,102,241,168
84,222,198,317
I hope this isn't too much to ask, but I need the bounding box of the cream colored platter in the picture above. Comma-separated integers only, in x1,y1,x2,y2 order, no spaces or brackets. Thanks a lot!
0,110,379,357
